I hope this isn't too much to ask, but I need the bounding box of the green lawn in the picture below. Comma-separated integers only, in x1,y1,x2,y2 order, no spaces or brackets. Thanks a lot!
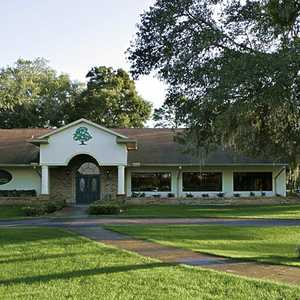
0,228,299,299
107,225,300,267
0,205,25,219
120,204,300,219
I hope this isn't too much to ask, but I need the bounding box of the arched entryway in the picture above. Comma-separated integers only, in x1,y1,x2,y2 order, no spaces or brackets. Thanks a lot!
75,161,100,204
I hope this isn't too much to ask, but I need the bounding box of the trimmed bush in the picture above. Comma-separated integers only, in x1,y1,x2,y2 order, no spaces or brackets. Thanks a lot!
186,193,194,198
88,201,121,215
22,205,46,216
21,201,66,216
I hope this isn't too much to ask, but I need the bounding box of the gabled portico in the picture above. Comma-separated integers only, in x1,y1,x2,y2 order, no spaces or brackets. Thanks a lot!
30,119,135,203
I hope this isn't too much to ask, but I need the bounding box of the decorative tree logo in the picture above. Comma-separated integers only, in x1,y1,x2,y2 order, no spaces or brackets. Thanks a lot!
73,127,92,145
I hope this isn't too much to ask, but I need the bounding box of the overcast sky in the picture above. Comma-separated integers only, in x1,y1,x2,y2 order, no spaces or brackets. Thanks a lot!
0,0,166,112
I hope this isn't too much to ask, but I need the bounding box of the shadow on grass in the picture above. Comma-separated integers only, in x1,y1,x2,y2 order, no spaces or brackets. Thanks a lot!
0,251,103,265
0,262,176,286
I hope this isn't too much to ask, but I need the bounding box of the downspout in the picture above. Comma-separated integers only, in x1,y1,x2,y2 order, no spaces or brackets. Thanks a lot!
274,167,286,196
177,166,182,198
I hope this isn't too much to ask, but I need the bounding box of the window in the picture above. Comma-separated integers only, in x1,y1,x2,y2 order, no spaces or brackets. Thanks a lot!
77,162,100,175
234,172,272,191
183,172,222,191
131,172,171,192
0,170,12,185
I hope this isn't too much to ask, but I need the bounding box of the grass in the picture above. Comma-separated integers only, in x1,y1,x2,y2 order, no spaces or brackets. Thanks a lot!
0,228,300,299
106,224,300,267
120,204,300,219
0,205,25,219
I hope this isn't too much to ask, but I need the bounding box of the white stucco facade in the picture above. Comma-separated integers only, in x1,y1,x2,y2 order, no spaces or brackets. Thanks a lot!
0,167,41,194
0,119,287,201
40,121,128,166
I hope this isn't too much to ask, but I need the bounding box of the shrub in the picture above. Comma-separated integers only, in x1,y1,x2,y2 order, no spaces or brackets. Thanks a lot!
233,193,240,197
250,192,255,197
296,245,300,258
152,194,161,198
261,192,266,196
88,202,121,215
44,202,58,214
185,193,194,198
22,205,46,216
202,194,209,198
168,193,175,198
131,192,146,198
217,192,224,198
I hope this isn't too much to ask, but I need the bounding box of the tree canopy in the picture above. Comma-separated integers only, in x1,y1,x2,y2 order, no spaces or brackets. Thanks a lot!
128,0,300,171
69,66,152,128
0,58,82,128
0,60,152,128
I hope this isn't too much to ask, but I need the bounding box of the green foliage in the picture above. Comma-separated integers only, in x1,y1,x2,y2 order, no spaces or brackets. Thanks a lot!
21,201,65,216
129,0,300,172
70,66,152,128
0,60,151,128
22,205,46,216
0,58,83,128
88,201,121,215
73,127,92,144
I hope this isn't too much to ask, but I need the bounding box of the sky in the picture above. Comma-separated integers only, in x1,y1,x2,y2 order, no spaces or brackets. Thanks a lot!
0,0,166,112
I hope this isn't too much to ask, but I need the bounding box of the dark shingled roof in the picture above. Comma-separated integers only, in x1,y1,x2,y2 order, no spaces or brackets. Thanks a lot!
0,128,52,165
0,128,285,166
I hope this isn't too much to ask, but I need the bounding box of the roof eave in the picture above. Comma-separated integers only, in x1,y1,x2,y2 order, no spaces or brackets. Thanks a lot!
26,139,49,145
117,138,138,150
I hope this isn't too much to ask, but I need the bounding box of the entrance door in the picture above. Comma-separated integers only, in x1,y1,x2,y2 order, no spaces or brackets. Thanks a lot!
75,162,101,204
76,175,100,204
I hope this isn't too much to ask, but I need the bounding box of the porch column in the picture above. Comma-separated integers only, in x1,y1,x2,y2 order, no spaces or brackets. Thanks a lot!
41,165,49,195
117,165,125,195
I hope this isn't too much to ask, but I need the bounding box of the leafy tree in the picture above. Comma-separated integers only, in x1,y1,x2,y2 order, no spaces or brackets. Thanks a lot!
70,66,152,128
128,0,300,180
0,58,82,128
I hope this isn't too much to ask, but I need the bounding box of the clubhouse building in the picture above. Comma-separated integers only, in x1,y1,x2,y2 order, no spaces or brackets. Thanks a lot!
0,119,287,204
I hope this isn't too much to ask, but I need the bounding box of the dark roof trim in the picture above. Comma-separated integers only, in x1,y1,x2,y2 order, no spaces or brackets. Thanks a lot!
27,139,49,145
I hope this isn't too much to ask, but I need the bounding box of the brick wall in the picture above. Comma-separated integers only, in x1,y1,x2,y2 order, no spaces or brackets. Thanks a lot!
49,164,118,204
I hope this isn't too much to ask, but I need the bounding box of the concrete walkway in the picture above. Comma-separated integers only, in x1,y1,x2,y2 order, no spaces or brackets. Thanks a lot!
2,215,300,285
2,217,300,227
68,226,300,286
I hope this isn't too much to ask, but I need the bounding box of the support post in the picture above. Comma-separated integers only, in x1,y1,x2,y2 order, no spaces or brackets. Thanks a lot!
117,165,125,195
41,165,49,195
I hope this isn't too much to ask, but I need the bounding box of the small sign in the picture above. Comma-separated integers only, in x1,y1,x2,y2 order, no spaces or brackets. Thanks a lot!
73,127,92,145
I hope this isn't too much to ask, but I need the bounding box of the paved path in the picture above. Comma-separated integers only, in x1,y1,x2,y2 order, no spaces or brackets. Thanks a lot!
69,226,300,286
2,216,300,285
1,217,300,227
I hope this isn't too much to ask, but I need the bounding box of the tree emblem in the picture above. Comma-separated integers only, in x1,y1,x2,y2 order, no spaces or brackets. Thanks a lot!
73,127,92,145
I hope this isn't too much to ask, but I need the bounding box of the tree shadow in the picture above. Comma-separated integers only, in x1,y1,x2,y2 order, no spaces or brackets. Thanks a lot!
0,251,103,265
0,262,177,286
